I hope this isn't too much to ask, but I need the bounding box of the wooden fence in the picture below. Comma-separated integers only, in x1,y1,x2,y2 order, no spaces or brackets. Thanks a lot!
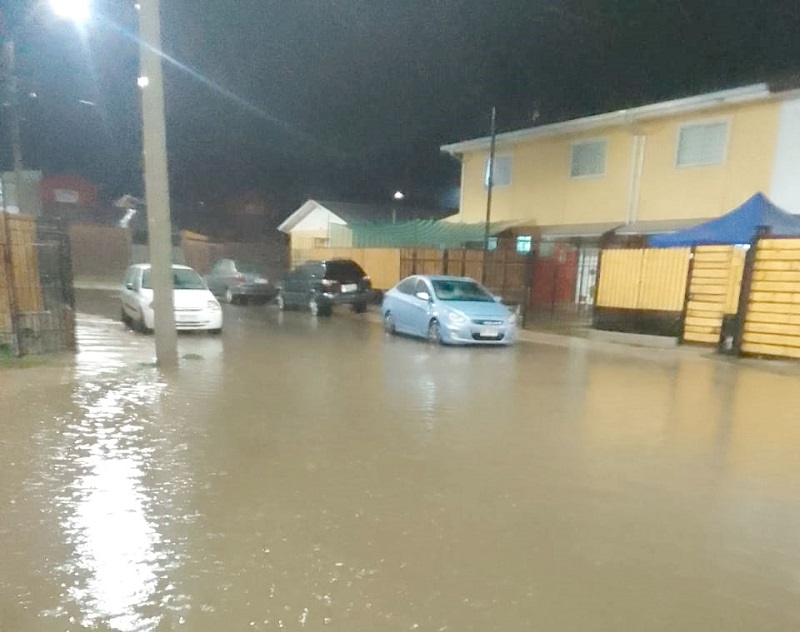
596,248,691,311
294,245,531,305
1,214,44,333
682,246,745,344
1,213,76,356
68,223,132,280
741,238,800,359
594,237,800,360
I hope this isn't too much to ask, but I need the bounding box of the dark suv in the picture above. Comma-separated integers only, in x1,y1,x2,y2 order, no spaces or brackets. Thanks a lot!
276,259,373,316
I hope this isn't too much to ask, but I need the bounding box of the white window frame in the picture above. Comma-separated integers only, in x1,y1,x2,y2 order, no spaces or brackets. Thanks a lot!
515,235,532,254
484,154,512,189
569,137,607,179
674,118,730,168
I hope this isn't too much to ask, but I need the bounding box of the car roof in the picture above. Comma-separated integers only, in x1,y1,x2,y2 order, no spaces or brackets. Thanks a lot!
416,274,477,282
129,263,194,271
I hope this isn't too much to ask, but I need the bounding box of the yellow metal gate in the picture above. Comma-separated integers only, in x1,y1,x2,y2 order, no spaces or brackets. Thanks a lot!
682,246,745,344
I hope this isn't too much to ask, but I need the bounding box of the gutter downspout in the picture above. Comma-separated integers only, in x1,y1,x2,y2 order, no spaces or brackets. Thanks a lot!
626,134,646,225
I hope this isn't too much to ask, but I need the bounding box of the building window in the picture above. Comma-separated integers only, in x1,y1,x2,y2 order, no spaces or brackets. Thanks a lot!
484,155,511,188
516,235,532,254
676,121,728,167
570,139,606,178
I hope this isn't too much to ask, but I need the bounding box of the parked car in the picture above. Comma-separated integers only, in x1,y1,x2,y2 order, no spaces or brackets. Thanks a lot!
120,263,223,334
381,274,516,345
277,259,373,316
205,258,276,305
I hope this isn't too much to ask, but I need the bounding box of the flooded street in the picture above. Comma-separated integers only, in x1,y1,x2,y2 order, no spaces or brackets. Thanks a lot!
2,290,800,631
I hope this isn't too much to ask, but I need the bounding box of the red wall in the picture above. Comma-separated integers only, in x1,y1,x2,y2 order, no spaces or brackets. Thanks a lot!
40,174,98,208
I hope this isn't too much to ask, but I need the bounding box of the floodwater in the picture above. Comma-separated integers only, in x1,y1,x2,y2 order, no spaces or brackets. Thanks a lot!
2,291,800,631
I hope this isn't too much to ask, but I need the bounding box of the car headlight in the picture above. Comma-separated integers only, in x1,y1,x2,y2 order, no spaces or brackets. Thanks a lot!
507,312,517,325
208,300,221,311
446,310,468,325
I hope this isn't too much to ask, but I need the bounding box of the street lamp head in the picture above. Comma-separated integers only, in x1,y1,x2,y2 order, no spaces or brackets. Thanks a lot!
393,190,405,201
51,0,91,24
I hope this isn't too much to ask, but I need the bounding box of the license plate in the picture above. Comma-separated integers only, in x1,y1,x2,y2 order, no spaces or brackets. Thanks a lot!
478,327,499,338
341,284,357,293
176,314,198,324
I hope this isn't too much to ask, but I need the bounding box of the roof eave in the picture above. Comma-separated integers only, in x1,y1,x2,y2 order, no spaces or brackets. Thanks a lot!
277,198,321,233
440,83,780,156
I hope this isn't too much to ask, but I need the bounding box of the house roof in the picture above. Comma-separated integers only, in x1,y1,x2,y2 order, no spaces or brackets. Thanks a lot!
441,83,799,156
278,199,455,233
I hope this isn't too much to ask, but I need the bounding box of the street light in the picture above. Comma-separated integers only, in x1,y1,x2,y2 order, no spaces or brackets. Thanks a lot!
50,0,92,24
391,191,405,224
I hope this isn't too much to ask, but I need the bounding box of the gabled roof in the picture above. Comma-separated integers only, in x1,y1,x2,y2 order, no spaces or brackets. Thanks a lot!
441,83,799,156
278,199,455,233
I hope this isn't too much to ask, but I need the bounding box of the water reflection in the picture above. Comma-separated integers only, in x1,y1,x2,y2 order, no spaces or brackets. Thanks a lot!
4,305,800,631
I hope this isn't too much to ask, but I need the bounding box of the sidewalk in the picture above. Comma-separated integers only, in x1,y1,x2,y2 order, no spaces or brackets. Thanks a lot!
73,277,120,292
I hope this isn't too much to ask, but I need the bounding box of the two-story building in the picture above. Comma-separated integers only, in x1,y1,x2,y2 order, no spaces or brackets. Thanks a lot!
441,83,800,315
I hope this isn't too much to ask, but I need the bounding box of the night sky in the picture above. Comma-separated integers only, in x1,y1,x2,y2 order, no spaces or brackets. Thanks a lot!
2,0,799,218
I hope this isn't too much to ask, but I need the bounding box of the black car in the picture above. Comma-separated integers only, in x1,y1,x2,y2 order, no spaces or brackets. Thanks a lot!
205,258,277,305
277,259,372,316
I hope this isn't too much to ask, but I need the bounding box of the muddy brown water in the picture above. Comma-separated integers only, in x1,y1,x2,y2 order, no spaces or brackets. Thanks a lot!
1,291,800,630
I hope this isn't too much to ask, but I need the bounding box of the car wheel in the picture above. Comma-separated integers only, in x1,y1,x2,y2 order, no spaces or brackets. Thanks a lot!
383,311,396,334
209,328,222,335
352,301,368,314
276,294,285,311
225,287,235,304
121,308,132,327
427,319,442,345
308,296,320,316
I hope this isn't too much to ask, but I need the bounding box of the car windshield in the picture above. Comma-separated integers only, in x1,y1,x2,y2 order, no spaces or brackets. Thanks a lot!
324,261,365,281
431,279,495,302
236,262,262,275
142,268,207,290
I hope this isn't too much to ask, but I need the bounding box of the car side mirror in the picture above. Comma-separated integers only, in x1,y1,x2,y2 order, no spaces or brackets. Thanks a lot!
125,282,134,290
493,295,503,303
415,291,431,302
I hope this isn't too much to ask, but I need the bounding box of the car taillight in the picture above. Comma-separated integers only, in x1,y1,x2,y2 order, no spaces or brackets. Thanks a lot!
363,275,371,282
321,279,336,287
234,273,245,282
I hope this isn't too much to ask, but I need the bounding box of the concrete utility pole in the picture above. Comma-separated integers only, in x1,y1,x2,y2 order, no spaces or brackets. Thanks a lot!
482,106,497,284
138,0,177,367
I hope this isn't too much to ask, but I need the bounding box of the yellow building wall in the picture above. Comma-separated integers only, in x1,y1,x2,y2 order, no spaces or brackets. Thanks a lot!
456,100,782,227
636,101,781,221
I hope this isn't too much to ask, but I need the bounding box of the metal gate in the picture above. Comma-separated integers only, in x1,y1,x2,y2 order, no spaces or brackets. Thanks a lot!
682,245,745,345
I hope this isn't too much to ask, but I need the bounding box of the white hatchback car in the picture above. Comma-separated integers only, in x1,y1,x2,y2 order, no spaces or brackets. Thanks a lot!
121,263,223,334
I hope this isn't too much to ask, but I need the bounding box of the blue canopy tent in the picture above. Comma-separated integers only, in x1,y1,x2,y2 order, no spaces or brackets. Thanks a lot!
649,193,800,247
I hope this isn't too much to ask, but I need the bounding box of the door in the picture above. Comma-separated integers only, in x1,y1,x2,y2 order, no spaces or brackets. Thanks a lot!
121,267,142,317
390,277,419,334
281,269,299,306
409,278,435,336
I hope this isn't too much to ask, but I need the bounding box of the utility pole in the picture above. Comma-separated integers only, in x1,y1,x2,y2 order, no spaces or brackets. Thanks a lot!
482,106,497,284
138,0,177,367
